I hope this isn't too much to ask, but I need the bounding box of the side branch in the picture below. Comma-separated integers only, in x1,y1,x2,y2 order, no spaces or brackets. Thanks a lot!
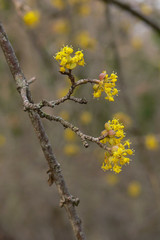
0,22,86,240
38,109,110,151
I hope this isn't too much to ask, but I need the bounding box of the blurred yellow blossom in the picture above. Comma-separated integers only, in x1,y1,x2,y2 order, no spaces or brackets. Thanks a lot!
113,112,132,128
93,71,118,102
127,181,141,198
75,31,96,49
57,87,69,98
0,134,6,147
145,134,158,150
54,45,85,72
78,4,91,16
23,10,40,27
64,144,80,156
101,119,134,174
51,0,65,10
106,173,119,186
80,111,92,125
131,37,143,50
64,129,76,141
0,0,5,9
140,3,152,16
52,19,70,34
59,110,70,121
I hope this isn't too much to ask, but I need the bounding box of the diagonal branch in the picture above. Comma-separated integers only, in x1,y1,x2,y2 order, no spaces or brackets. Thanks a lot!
103,0,160,35
38,109,110,151
0,22,86,240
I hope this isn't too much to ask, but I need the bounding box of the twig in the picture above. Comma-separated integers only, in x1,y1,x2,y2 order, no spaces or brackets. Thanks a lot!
0,22,86,240
38,109,110,151
103,0,160,35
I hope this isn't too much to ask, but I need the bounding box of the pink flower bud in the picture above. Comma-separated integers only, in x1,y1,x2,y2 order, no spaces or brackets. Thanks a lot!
111,145,119,152
99,72,106,81
108,130,116,136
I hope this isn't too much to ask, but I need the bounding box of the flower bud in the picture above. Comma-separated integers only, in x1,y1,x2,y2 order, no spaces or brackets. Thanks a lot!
99,72,106,81
108,130,116,137
93,84,99,91
101,130,108,136
108,138,115,145
111,145,119,152
104,122,111,131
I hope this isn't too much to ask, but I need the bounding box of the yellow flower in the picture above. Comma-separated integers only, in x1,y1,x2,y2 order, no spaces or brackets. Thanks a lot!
51,0,65,10
54,45,85,72
23,10,40,27
145,134,158,150
64,129,76,141
59,110,70,121
80,111,92,125
140,3,152,16
64,144,80,156
57,87,69,98
127,181,141,198
75,31,96,49
0,134,6,147
106,173,119,186
52,19,70,34
78,4,91,16
93,71,118,102
101,119,134,174
131,37,143,50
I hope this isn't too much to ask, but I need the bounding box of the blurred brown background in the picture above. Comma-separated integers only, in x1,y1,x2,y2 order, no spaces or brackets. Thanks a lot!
1,0,160,239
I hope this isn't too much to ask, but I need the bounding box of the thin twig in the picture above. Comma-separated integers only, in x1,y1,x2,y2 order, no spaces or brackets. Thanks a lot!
38,109,110,151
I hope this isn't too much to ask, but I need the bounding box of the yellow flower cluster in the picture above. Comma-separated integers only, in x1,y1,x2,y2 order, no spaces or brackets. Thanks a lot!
75,31,96,49
93,71,118,101
101,118,134,173
54,46,85,72
145,134,158,150
64,144,80,156
23,10,40,27
51,0,65,10
52,19,70,34
127,181,141,197
80,111,92,125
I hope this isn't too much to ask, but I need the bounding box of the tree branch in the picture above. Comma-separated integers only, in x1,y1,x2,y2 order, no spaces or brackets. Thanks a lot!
38,109,110,151
0,22,86,240
103,0,160,35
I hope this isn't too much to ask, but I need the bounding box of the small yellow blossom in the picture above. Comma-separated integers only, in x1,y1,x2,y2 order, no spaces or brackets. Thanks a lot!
145,134,158,150
140,3,152,16
59,110,70,121
64,129,76,141
131,37,143,50
78,4,91,16
101,118,134,173
64,144,80,156
57,87,69,98
80,111,92,125
51,0,65,10
93,71,118,102
106,173,119,186
113,112,132,128
127,181,141,198
23,10,40,27
75,31,96,49
0,134,6,146
52,19,70,34
54,45,85,72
